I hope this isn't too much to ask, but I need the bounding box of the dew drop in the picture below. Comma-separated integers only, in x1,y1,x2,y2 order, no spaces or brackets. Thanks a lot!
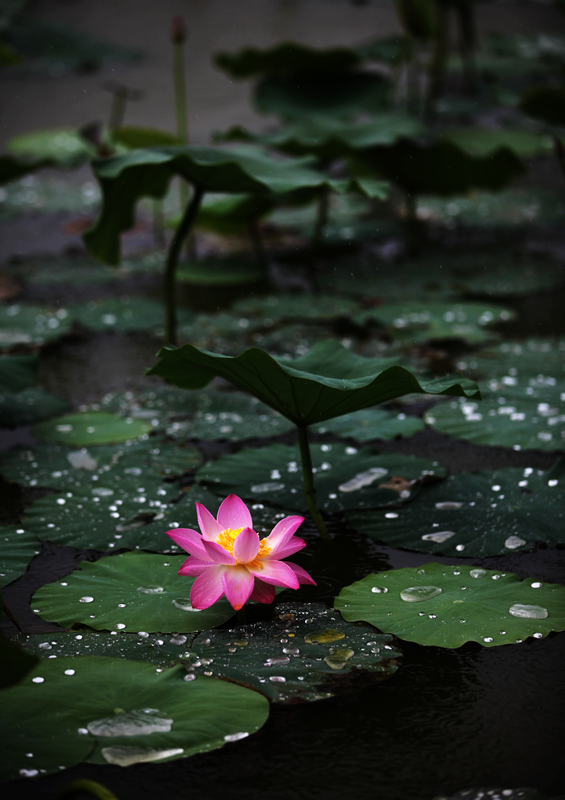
483,637,494,643
434,502,463,510
509,603,548,619
137,586,164,595
64,669,75,676
533,632,544,639
169,635,187,646
79,596,94,603
400,586,442,603
88,708,173,737
224,732,249,742
32,677,44,683
114,624,126,630
172,598,202,612
505,536,526,550
269,676,286,683
421,531,455,543
371,586,388,594
19,769,39,778
470,569,487,578
183,674,196,682
531,582,543,588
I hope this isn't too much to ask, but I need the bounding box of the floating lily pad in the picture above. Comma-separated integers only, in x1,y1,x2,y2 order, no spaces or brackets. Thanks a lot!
232,293,360,324
197,442,445,513
313,407,424,441
335,563,565,648
15,630,199,666
177,258,266,287
32,411,153,446
93,384,293,441
0,353,68,425
186,602,401,703
0,525,40,588
31,552,236,633
0,657,268,781
148,339,481,428
7,128,92,167
70,298,192,333
0,304,73,349
444,129,553,160
358,302,515,344
347,460,565,557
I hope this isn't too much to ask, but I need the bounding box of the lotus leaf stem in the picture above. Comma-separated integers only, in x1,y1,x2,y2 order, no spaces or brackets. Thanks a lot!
297,425,329,539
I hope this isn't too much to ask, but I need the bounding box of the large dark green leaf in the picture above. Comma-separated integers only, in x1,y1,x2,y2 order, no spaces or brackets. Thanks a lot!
220,113,424,162
0,626,40,691
0,657,269,780
347,461,565,557
0,353,68,426
444,129,553,159
186,602,401,703
214,42,364,78
356,138,525,196
31,552,236,633
313,407,424,441
0,525,41,588
8,128,92,167
335,563,565,648
83,145,342,265
32,411,153,445
197,442,444,513
147,339,481,427
0,304,73,349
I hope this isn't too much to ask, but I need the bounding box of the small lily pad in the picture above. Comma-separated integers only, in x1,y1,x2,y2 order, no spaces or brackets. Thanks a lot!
31,552,236,633
32,411,153,445
0,304,73,349
335,563,565,648
197,442,445,513
346,461,565,557
313,407,424,441
0,525,41,588
0,657,269,781
186,602,401,702
177,258,265,287
232,293,360,324
358,302,515,344
70,298,192,333
7,128,92,167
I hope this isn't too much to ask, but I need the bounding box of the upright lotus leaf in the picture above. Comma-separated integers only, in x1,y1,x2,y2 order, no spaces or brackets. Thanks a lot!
254,72,390,119
335,563,565,648
356,137,525,196
185,602,402,703
197,442,444,513
220,113,425,163
83,144,340,265
31,552,236,633
444,129,553,160
0,657,269,780
346,460,565,557
147,339,481,427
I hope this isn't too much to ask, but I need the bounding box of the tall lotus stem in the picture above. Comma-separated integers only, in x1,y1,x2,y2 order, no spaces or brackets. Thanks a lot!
297,424,329,539
164,185,204,345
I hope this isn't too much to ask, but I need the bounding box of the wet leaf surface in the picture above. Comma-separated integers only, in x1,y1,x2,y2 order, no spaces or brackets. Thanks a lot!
186,602,402,702
0,525,41,588
313,406,424,441
0,304,73,349
347,460,565,557
197,442,445,512
0,657,268,780
336,562,565,648
32,411,154,445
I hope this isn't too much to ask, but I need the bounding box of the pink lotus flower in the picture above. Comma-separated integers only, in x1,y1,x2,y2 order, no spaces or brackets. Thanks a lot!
166,495,316,611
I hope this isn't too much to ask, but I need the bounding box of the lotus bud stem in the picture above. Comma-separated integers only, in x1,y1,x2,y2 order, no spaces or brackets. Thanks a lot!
297,425,329,539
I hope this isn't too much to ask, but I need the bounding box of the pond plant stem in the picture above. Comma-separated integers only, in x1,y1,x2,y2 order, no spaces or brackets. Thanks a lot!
172,16,190,214
54,779,119,800
297,425,329,539
164,185,205,345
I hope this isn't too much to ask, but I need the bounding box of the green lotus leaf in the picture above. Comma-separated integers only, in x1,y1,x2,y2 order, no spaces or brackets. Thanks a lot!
197,442,445,513
7,128,92,167
177,258,266,287
69,298,193,333
233,293,360,324
32,411,153,445
83,144,344,265
255,71,390,119
196,194,276,234
0,525,40,588
0,304,73,349
358,301,515,344
89,385,294,442
147,339,480,427
15,630,199,665
0,353,68,426
31,552,236,633
0,154,52,185
220,113,424,162
335,563,565,648
346,460,565,557
444,129,553,159
0,625,40,691
0,657,268,780
186,602,401,703
356,138,525,196
313,407,424,441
